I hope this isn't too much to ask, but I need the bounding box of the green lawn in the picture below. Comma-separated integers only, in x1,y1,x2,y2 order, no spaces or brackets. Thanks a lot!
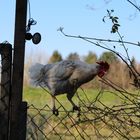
23,87,140,140
23,87,121,109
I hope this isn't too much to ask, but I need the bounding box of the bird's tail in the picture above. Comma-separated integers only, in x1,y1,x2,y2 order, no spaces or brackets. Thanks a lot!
29,63,44,86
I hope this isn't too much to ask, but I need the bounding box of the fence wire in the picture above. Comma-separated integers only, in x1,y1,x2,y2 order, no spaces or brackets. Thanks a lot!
26,81,140,140
0,43,12,140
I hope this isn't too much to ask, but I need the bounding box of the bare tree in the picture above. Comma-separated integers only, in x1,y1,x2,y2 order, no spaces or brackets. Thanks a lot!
57,8,140,139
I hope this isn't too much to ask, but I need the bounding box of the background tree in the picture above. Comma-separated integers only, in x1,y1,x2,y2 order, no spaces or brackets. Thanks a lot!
99,51,119,63
66,52,80,61
84,51,98,64
48,50,63,63
131,56,136,67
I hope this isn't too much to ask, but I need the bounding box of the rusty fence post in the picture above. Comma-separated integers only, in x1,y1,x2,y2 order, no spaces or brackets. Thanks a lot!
0,43,12,140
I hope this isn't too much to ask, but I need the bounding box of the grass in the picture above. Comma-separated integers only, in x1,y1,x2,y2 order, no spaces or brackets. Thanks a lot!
23,87,140,140
23,87,120,109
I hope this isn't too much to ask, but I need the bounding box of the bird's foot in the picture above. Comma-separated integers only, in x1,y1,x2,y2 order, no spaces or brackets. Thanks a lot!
73,106,80,112
52,108,59,116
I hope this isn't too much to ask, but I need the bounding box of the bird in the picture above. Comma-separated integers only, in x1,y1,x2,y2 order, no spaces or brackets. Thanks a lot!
29,60,109,115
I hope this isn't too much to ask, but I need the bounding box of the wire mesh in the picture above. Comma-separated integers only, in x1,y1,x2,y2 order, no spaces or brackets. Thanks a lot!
0,43,12,139
26,83,140,140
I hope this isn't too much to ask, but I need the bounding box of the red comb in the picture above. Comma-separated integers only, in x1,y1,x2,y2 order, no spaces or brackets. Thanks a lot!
96,61,110,70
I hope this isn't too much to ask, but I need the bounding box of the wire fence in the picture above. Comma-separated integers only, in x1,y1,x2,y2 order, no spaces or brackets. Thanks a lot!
0,41,139,140
26,81,140,140
0,43,12,140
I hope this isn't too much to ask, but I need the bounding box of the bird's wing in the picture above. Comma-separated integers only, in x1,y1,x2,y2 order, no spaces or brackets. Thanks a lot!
50,60,76,81
43,63,55,74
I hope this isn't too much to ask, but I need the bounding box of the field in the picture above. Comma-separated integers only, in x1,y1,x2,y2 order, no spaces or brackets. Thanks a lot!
23,87,120,109
23,87,140,140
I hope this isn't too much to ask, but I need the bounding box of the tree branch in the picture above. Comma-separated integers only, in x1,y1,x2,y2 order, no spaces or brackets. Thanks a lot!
127,0,140,12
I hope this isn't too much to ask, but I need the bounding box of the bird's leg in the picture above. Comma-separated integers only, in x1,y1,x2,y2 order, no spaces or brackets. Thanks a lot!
51,95,59,116
67,93,80,111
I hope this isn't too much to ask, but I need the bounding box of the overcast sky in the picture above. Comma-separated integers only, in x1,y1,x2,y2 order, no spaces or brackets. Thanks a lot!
1,0,140,62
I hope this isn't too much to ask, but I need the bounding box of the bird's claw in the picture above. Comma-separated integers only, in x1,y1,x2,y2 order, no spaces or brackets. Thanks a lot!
73,106,80,112
52,108,59,116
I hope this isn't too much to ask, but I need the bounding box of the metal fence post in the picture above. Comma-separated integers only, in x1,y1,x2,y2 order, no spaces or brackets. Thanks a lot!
0,43,12,140
10,0,27,139
19,102,27,140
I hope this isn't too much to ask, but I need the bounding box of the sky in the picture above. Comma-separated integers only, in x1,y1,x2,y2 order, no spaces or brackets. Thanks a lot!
1,0,140,63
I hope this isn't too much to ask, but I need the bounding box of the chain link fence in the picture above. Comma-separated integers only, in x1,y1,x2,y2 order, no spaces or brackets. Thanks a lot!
0,43,12,140
0,37,139,140
26,82,140,140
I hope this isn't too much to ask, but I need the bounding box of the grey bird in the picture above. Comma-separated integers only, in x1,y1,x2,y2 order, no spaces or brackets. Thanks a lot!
29,60,109,115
